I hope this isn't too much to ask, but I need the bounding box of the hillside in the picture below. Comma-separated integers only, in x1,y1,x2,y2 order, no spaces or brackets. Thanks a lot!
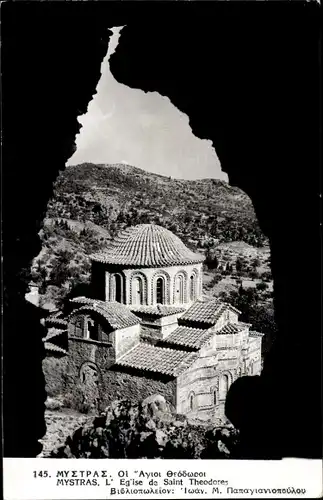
29,163,267,310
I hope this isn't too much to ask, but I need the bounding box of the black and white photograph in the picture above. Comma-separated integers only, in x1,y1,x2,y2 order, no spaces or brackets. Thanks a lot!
2,0,322,498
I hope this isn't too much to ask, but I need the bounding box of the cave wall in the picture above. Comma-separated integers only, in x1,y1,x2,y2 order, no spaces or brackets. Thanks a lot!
3,1,321,458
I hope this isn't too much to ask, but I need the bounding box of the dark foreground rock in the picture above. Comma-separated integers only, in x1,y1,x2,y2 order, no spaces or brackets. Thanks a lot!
51,395,240,459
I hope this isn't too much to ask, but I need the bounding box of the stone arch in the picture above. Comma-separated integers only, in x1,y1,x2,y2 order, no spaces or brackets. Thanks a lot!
130,271,148,306
151,270,171,305
109,272,125,303
189,268,199,301
173,270,188,304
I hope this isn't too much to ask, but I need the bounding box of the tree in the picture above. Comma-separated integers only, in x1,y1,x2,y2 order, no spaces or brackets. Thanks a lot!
205,248,218,269
49,250,73,287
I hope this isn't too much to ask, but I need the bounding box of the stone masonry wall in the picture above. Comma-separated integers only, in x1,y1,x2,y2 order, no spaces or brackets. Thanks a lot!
100,370,177,408
44,337,176,411
115,324,140,360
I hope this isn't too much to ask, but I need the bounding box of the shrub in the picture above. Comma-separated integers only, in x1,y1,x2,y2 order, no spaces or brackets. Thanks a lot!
51,396,240,459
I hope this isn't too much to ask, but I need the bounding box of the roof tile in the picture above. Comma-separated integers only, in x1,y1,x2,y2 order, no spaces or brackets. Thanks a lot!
43,327,66,342
216,323,245,335
162,325,215,350
116,343,197,377
130,304,185,318
44,342,67,354
91,224,204,267
179,299,227,327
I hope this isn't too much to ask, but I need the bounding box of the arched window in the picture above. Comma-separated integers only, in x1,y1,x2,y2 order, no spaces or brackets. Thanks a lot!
132,277,143,305
156,277,165,304
175,274,184,303
189,393,194,411
249,360,254,375
219,373,230,398
189,274,196,301
110,274,123,303
213,390,217,406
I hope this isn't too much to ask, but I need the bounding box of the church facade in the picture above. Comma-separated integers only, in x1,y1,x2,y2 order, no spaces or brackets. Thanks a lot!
43,224,262,419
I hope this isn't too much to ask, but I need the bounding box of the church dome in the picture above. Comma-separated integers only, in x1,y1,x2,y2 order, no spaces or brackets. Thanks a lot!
91,224,204,267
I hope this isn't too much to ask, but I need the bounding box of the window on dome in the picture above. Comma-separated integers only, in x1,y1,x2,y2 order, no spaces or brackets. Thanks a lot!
189,274,196,301
156,277,165,304
189,393,195,411
132,277,143,305
213,390,217,406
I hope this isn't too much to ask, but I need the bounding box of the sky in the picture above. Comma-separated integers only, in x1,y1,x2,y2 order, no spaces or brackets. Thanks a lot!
68,27,227,181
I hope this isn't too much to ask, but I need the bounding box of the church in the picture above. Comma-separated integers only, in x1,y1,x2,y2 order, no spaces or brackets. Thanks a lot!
43,223,263,419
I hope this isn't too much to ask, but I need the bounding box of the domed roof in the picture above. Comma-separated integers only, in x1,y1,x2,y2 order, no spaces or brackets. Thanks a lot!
91,224,204,267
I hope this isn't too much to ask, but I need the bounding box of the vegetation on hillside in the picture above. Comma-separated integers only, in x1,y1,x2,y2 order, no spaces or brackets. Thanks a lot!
29,163,269,310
